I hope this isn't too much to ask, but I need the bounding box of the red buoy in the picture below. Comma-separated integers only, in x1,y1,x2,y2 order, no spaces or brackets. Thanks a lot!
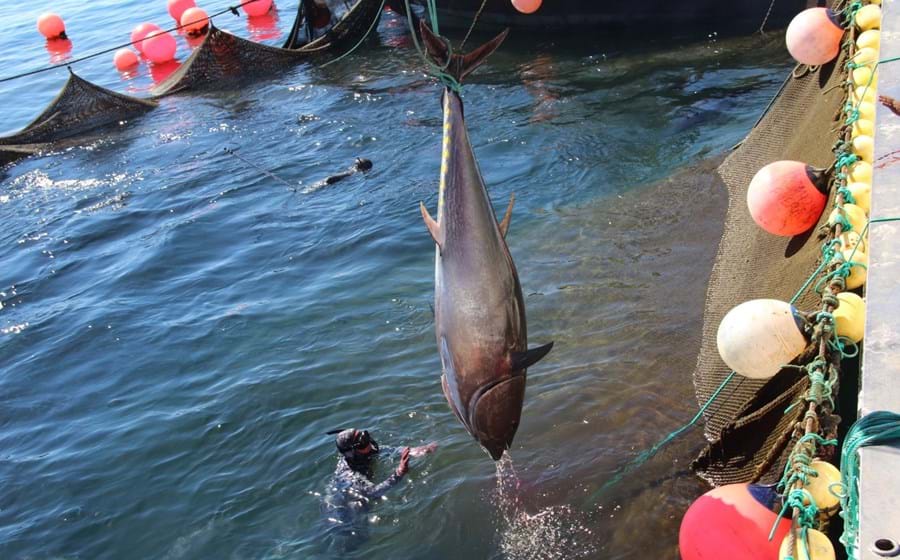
786,8,844,65
747,161,828,236
131,23,161,54
242,0,273,17
181,7,210,36
168,0,197,22
511,0,542,14
113,48,139,71
37,13,67,40
680,483,791,560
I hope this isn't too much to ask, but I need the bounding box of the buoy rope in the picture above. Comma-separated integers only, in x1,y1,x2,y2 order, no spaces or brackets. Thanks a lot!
772,13,874,555
836,411,900,560
756,0,779,35
0,0,274,85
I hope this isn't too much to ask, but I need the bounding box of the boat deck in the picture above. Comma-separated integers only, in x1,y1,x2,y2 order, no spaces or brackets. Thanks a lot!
860,0,900,556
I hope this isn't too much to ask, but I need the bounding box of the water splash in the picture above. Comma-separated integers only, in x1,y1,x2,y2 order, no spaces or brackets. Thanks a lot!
493,455,597,560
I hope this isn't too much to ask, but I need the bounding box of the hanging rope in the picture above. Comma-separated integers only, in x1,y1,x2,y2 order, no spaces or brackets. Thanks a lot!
402,0,461,92
459,0,489,51
319,0,388,68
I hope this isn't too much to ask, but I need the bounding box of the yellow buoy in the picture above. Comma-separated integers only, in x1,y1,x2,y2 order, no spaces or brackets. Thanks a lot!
832,248,868,289
854,46,879,66
830,203,868,233
834,292,866,343
805,459,843,515
857,100,876,122
851,135,874,163
838,231,867,254
856,29,881,50
779,528,836,560
717,299,808,379
847,182,871,214
852,85,876,104
855,4,882,31
852,66,878,88
852,119,875,139
848,161,873,184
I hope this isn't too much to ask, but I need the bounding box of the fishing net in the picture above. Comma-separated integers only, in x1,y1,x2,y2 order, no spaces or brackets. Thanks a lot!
690,48,849,486
0,0,381,165
0,70,157,151
153,0,382,96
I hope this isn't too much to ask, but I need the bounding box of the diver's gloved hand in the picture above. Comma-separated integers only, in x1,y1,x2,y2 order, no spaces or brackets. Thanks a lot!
396,447,410,477
409,442,438,457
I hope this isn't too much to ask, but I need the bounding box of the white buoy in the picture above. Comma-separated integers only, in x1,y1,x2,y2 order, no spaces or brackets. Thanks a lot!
717,299,808,379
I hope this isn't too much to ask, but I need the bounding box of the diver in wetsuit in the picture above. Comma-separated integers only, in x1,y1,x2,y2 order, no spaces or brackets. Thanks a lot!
327,429,435,503
320,429,435,553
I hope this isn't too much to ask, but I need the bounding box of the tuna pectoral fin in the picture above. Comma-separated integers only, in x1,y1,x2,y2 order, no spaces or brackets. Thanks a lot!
419,21,509,84
499,193,515,238
420,201,443,250
441,373,468,429
512,342,554,371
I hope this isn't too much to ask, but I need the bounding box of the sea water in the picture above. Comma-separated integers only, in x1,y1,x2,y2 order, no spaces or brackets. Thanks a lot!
0,3,794,558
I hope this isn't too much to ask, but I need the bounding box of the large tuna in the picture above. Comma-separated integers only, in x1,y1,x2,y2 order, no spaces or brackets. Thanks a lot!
418,23,553,460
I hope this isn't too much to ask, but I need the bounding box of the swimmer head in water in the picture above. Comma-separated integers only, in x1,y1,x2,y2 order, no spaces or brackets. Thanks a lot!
332,428,380,472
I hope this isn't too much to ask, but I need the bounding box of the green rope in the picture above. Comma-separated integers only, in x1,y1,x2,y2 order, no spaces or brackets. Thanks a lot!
586,371,736,501
584,34,900,498
319,0,389,68
837,187,856,205
838,412,900,560
403,0,462,92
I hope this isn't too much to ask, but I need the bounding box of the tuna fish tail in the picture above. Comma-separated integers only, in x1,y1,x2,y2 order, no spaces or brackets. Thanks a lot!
419,21,509,85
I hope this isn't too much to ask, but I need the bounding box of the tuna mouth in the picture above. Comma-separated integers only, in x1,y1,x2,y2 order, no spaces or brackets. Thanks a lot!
468,374,526,461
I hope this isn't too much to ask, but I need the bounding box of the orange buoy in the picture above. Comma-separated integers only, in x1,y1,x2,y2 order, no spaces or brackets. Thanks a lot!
747,161,828,236
37,13,67,40
114,48,139,71
168,0,196,22
143,31,177,64
242,0,273,17
511,0,542,13
785,8,844,65
181,7,210,36
131,23,161,54
680,483,791,560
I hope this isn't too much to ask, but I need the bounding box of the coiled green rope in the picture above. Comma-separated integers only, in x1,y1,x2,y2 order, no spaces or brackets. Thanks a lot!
836,412,900,560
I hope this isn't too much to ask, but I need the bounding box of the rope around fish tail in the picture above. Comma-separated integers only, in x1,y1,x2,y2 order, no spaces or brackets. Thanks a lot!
403,0,463,93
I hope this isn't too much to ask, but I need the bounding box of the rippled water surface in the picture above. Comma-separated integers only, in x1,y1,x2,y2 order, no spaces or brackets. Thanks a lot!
1,3,795,558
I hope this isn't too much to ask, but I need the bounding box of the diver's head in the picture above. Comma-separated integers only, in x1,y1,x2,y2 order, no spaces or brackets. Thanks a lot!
334,429,380,465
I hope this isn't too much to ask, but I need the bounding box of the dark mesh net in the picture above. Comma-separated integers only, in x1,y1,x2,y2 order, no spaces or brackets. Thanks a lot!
152,0,382,96
690,46,849,485
0,0,381,165
150,25,309,96
0,70,157,147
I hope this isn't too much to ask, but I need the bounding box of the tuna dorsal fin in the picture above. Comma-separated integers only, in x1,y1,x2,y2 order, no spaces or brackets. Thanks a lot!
419,21,509,84
512,342,554,371
499,193,515,238
420,201,443,250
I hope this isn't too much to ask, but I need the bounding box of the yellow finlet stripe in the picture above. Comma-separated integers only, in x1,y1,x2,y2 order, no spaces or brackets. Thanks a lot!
439,96,452,213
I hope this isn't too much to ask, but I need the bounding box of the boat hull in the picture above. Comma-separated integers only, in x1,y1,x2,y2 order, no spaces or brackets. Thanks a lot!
395,0,812,32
